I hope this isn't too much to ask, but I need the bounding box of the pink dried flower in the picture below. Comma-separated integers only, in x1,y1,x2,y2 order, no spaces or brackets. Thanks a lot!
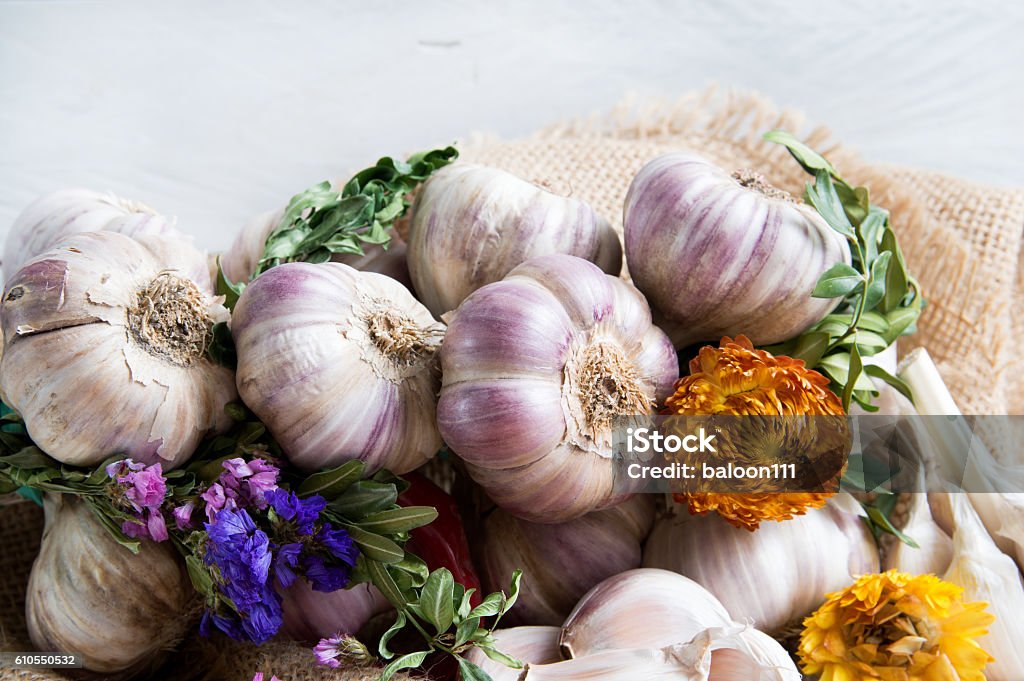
122,463,167,512
314,633,371,669
173,501,196,530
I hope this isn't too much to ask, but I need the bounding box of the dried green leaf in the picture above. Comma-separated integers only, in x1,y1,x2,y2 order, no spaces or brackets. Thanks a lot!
812,263,863,299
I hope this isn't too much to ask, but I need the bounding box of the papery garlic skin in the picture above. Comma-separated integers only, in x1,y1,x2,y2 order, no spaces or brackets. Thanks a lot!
438,254,678,523
27,496,192,677
281,581,392,643
463,627,562,681
3,188,180,281
408,164,622,316
559,568,732,657
232,262,442,474
220,207,413,289
526,625,799,681
0,232,235,468
883,472,953,576
474,496,655,626
643,497,879,634
943,493,1024,679
623,153,850,347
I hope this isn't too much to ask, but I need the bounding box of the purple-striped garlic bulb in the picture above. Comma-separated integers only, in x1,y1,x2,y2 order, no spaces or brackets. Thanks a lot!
232,262,443,474
3,189,180,282
623,153,850,347
281,581,392,643
474,496,655,626
407,164,622,316
0,231,234,468
220,207,413,290
438,254,678,523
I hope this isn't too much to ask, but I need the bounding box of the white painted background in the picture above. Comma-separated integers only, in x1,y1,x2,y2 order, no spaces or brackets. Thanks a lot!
2,0,1022,255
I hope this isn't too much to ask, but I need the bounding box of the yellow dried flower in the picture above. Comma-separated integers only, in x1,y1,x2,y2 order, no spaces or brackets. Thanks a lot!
799,570,995,681
665,335,848,530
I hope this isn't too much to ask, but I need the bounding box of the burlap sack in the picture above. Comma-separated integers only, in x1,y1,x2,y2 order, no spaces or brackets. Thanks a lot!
2,88,1021,680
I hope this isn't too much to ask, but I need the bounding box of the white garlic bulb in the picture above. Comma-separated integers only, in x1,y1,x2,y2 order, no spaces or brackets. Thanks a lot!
463,627,562,681
26,495,192,677
559,568,732,657
232,262,443,474
623,153,850,347
474,496,655,626
943,493,1024,678
643,497,879,634
3,188,180,281
408,164,622,316
524,626,799,681
1,231,235,467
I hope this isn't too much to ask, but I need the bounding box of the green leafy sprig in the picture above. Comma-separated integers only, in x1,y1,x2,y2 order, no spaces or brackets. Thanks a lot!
208,145,458,367
375,567,523,681
762,131,924,412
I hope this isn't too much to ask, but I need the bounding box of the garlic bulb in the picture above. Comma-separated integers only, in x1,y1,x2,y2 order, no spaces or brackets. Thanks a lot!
408,164,622,316
525,626,799,681
3,188,180,281
474,496,655,626
559,568,732,657
26,495,192,677
623,153,850,347
220,207,413,289
943,493,1024,679
232,262,443,474
281,580,392,643
1,231,235,467
438,254,678,522
965,493,1024,572
463,627,562,681
643,497,879,634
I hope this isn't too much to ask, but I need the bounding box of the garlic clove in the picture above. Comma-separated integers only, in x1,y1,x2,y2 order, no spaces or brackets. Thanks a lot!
966,492,1024,573
525,625,799,681
559,568,732,658
474,496,655,626
408,163,622,316
643,496,879,634
883,470,953,576
463,627,562,681
943,493,1024,678
26,495,193,677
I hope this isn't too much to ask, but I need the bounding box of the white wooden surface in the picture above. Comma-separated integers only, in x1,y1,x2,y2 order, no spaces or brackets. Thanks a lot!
1,0,1022,256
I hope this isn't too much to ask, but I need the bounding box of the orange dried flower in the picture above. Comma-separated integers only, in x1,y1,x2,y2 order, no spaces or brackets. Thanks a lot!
799,570,995,681
664,335,847,530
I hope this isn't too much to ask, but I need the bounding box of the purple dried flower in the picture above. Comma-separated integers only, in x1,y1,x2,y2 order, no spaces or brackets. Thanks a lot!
274,542,302,589
204,508,282,644
122,463,167,512
173,501,196,530
314,633,371,669
317,525,359,564
201,482,239,522
266,489,326,535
